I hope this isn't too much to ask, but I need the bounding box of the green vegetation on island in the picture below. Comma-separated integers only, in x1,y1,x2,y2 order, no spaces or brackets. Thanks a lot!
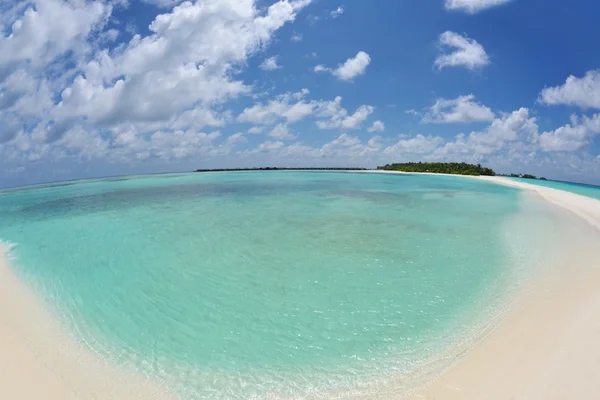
195,167,367,173
377,162,496,176
507,173,547,180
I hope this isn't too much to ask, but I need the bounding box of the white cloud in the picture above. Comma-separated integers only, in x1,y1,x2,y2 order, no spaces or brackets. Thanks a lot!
167,107,230,131
384,135,445,155
232,109,600,184
439,108,539,156
422,94,495,123
248,126,265,134
538,114,600,152
212,132,248,156
268,124,297,140
330,6,344,18
315,97,374,129
57,127,230,163
260,56,281,71
256,140,285,153
243,133,383,161
51,0,310,132
435,31,489,71
539,70,600,110
238,91,374,131
0,115,22,144
0,0,314,168
140,0,184,8
2,0,600,185
237,89,314,125
405,109,421,117
445,0,512,14
0,0,111,77
325,133,361,148
315,51,371,81
291,32,303,42
368,120,385,132
333,51,371,81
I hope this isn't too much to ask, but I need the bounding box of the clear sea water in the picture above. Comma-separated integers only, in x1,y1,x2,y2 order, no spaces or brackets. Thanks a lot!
0,172,561,398
509,177,600,200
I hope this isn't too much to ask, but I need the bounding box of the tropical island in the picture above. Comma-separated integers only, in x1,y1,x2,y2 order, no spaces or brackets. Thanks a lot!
193,164,552,181
505,173,547,180
195,167,367,173
377,162,496,176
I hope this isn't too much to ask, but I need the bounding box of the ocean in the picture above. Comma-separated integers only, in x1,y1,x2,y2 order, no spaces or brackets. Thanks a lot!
0,171,563,398
508,177,600,201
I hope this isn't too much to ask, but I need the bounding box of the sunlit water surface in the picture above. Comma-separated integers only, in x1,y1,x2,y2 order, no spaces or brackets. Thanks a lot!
0,172,562,398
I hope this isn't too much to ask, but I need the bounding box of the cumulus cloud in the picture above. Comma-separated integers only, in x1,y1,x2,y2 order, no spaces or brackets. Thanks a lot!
260,56,281,71
235,108,600,184
238,91,375,131
245,133,381,160
330,6,344,18
445,0,512,14
422,95,495,123
538,70,600,110
0,0,312,167
384,135,445,155
0,0,111,77
52,0,311,128
248,126,265,134
2,0,599,185
140,0,184,8
237,89,314,125
315,51,371,81
291,32,303,42
248,140,285,153
368,120,385,132
268,124,297,140
212,132,248,156
439,108,539,156
435,31,489,71
315,97,374,129
538,114,600,152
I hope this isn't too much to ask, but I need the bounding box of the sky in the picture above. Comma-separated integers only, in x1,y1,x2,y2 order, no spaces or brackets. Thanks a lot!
1,0,600,188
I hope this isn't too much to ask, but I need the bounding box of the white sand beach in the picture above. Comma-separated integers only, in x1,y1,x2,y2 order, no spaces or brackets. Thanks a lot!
413,175,600,400
0,245,172,400
1,173,600,400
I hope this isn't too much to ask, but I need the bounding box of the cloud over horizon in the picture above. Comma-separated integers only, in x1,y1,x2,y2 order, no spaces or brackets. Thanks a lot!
1,0,600,187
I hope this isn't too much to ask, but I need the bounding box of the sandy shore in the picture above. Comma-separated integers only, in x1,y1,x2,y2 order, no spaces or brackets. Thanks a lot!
2,173,600,399
0,244,173,400
408,175,600,400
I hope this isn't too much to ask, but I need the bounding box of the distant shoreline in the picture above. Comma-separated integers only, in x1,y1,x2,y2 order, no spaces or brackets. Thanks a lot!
195,167,368,172
2,171,600,400
360,170,600,400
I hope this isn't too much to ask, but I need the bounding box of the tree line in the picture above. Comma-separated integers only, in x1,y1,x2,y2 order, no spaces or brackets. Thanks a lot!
195,167,368,173
377,162,496,176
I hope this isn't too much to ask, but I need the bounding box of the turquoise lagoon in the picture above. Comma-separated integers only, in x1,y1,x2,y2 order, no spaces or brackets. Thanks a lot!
0,172,561,398
509,177,600,201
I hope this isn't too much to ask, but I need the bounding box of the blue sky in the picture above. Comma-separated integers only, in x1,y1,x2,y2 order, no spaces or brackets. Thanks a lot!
1,0,600,188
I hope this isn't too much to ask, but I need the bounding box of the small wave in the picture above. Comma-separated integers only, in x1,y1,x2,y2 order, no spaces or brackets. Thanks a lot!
0,239,18,259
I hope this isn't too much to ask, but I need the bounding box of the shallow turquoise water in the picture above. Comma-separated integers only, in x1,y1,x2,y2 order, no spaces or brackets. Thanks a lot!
509,177,600,200
0,172,556,398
